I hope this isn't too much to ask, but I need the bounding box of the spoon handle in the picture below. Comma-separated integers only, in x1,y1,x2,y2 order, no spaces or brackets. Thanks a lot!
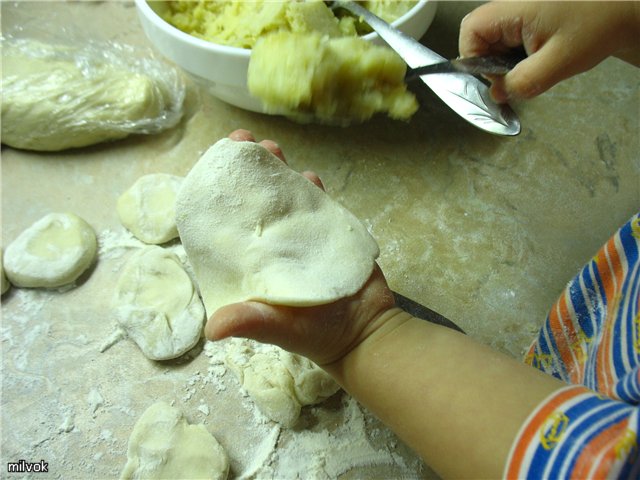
406,53,525,80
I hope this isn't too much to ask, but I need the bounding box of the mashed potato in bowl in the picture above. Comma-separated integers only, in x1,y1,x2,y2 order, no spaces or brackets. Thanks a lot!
161,1,418,48
140,0,431,123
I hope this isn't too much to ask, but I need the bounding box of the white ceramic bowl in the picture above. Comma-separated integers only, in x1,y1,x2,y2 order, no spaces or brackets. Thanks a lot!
135,0,438,113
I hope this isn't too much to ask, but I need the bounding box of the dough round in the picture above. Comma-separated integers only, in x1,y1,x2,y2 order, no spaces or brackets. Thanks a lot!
121,402,229,480
175,138,379,316
1,249,11,295
225,338,339,427
113,246,205,360
117,173,183,244
4,212,97,288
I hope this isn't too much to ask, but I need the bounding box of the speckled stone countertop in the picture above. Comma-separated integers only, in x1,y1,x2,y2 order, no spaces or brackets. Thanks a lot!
2,2,638,479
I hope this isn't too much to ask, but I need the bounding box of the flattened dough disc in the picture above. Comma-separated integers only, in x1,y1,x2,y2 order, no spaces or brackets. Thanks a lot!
176,138,379,315
113,246,205,360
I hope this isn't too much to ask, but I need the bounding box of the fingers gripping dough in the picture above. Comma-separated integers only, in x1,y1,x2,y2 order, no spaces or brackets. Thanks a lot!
121,402,229,480
175,138,379,316
117,173,183,244
4,212,97,288
113,246,205,360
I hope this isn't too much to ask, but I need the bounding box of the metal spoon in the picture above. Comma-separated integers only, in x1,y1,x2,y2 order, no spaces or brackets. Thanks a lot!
332,1,521,136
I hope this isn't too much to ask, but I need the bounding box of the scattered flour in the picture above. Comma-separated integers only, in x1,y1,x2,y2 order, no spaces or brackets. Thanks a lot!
1,226,430,479
197,402,210,416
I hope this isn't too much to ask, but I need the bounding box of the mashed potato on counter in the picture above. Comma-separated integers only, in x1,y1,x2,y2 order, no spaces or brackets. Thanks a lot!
161,0,417,48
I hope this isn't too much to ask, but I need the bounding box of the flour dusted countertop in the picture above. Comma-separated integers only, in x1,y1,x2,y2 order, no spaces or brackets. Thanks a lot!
2,2,638,479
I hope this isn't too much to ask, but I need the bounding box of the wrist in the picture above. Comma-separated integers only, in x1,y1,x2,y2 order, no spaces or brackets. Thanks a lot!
321,307,414,379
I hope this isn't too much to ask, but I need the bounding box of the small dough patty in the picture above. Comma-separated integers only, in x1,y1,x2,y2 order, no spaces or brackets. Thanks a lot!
121,402,229,480
1,249,11,295
4,212,97,288
117,173,183,244
113,246,205,361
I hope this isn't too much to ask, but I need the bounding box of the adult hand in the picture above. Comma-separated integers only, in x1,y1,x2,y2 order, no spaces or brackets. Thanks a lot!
459,1,640,102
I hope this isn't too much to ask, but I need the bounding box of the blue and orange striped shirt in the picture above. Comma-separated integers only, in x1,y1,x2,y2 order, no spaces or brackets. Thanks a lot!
505,213,640,478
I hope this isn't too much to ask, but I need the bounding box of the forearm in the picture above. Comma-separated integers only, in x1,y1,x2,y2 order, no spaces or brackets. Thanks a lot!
324,309,567,479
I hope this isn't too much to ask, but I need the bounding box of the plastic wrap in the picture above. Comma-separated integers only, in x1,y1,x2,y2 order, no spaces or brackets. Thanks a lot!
1,36,186,151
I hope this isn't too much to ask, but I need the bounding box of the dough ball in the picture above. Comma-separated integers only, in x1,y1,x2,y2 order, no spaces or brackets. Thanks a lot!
280,351,341,406
121,401,229,480
4,212,97,288
175,138,379,316
117,173,183,244
225,339,340,427
113,246,205,361
1,249,11,295
230,349,301,427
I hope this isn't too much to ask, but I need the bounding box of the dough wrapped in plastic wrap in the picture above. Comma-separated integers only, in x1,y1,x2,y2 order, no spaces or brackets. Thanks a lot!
1,37,185,151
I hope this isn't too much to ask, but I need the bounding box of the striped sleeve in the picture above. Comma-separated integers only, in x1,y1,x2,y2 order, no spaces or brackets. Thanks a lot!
505,385,639,479
507,213,640,478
